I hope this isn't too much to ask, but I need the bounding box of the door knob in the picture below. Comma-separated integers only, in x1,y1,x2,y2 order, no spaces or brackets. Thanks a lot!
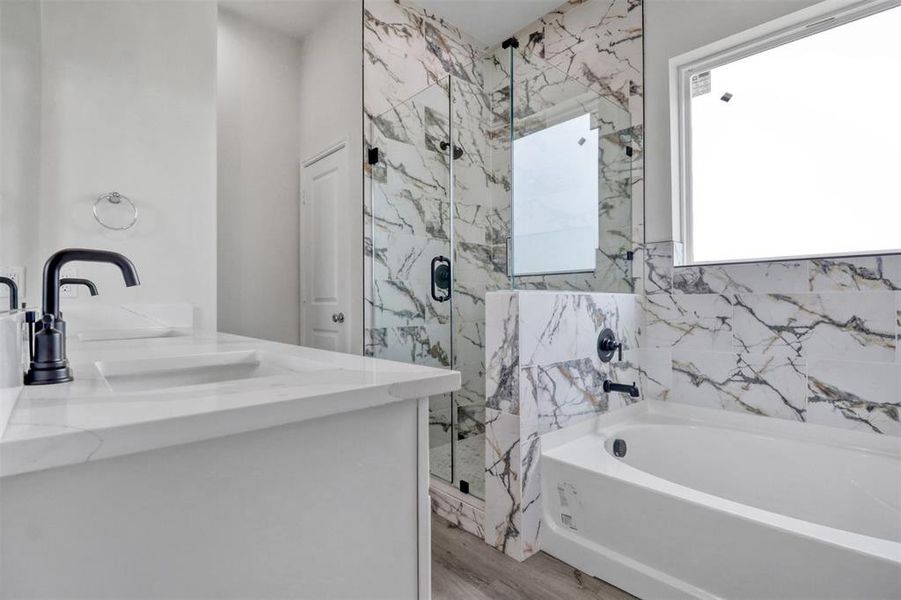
332,312,345,323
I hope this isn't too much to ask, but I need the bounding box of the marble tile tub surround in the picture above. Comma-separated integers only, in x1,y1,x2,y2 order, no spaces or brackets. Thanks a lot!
642,242,901,436
484,291,643,561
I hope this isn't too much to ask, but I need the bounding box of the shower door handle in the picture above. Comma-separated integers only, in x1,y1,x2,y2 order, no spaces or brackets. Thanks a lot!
430,256,451,303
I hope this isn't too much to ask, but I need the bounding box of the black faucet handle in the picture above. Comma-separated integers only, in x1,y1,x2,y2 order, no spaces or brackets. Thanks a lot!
597,328,623,363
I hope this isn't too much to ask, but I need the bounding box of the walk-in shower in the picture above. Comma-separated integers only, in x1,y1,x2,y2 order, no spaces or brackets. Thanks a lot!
364,2,635,498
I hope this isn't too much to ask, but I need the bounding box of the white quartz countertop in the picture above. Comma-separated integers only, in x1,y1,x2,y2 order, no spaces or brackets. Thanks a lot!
0,331,460,478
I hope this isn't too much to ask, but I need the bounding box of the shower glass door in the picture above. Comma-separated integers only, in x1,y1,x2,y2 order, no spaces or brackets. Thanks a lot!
367,50,512,499
446,74,506,499
367,78,455,484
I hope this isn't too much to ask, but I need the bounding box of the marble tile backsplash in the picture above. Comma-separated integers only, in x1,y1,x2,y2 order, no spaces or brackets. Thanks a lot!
642,242,901,436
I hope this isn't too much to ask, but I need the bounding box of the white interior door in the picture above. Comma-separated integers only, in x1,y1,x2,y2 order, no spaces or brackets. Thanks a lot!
300,144,351,352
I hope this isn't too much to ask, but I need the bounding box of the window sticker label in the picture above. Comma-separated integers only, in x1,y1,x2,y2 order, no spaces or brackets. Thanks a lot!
691,71,711,97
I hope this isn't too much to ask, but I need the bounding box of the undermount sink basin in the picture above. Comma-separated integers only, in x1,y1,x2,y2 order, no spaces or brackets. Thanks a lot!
95,350,311,393
76,327,184,342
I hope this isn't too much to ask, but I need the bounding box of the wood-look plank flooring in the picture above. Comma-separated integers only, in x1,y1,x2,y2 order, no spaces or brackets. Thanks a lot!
431,516,638,600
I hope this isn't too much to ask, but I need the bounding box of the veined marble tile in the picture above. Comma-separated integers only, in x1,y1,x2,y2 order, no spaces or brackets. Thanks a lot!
523,355,641,435
630,245,645,296
451,280,487,325
896,292,901,363
454,203,498,246
486,291,520,413
372,232,450,283
453,321,486,407
643,241,675,295
451,140,491,207
599,176,633,251
451,75,494,129
370,278,450,327
673,261,808,295
363,0,485,118
508,62,629,140
643,293,732,351
484,204,511,246
519,426,542,560
484,408,522,559
519,292,641,367
366,324,451,368
371,152,447,209
363,326,385,358
600,129,633,181
431,485,486,540
456,402,485,432
732,292,896,361
636,347,672,402
807,359,901,436
429,392,453,447
515,362,542,560
455,241,508,287
594,252,634,294
371,186,449,241
529,0,641,114
523,361,604,435
514,269,632,294
672,351,807,421
808,255,901,292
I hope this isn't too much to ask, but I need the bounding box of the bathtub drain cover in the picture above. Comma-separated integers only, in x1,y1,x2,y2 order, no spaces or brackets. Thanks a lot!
612,438,627,457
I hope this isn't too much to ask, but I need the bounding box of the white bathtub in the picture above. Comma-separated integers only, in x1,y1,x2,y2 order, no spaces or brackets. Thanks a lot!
540,401,901,599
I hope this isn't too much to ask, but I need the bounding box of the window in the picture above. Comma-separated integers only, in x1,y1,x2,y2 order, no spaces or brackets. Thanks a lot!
672,1,901,265
513,113,599,276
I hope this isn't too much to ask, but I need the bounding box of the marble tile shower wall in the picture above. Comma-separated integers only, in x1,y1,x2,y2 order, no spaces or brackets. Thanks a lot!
484,291,642,561
642,241,901,436
488,0,645,293
363,0,645,365
363,1,501,448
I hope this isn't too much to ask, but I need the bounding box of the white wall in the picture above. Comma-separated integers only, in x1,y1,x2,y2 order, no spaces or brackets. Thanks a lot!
0,1,42,284
15,1,218,327
644,0,822,243
298,1,363,352
217,9,303,344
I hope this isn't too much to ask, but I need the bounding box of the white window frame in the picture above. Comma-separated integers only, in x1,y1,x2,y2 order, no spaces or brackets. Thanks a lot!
669,0,901,266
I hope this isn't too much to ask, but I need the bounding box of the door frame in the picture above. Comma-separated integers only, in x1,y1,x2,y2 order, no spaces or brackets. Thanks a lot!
299,139,350,350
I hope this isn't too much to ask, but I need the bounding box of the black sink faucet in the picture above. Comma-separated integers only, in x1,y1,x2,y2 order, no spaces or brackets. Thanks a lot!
0,276,18,311
60,277,100,297
603,380,640,398
25,248,140,385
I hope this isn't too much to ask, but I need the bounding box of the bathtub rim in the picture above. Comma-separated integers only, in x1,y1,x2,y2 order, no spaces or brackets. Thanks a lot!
540,401,901,564
542,400,901,458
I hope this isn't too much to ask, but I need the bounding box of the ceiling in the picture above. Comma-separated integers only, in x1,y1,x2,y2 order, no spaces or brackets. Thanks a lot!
415,0,566,45
219,1,342,40
220,0,566,46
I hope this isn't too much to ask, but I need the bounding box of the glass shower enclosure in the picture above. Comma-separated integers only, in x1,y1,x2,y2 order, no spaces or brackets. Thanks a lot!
366,44,631,500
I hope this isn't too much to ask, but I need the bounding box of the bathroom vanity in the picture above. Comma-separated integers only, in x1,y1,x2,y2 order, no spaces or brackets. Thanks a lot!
0,328,459,599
